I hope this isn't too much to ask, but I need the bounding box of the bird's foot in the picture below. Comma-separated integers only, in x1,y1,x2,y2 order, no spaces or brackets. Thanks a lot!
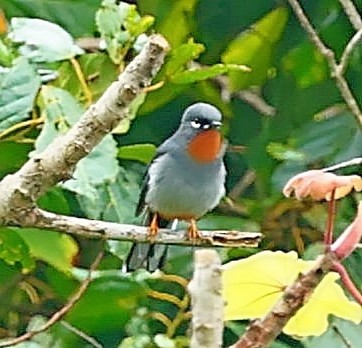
148,213,159,239
187,219,202,241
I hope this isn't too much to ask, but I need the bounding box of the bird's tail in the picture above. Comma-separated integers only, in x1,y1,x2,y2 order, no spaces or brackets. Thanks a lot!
124,214,169,272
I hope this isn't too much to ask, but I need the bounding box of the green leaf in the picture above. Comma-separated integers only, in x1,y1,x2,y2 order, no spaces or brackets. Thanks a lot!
222,7,288,90
15,228,78,273
0,228,35,271
1,0,100,37
37,187,71,215
272,113,362,191
118,143,156,164
35,85,84,152
77,165,141,222
295,113,361,163
0,57,41,131
171,63,249,84
0,141,33,179
140,39,204,114
119,335,152,348
140,0,197,48
165,39,205,77
9,17,84,62
96,0,154,64
62,135,120,200
283,41,328,89
0,38,14,66
66,274,148,332
266,142,306,161
154,334,175,348
304,318,362,348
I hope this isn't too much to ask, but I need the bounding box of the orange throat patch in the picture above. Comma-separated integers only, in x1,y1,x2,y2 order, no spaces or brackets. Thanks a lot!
187,129,222,163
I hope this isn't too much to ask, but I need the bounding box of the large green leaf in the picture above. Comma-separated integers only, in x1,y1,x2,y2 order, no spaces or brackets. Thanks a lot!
77,165,141,222
62,135,120,200
0,0,100,37
9,17,84,62
222,7,288,91
0,57,41,131
66,274,148,332
16,228,78,273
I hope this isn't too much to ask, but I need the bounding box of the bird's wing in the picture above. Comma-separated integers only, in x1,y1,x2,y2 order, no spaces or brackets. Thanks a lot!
135,143,169,216
135,169,150,217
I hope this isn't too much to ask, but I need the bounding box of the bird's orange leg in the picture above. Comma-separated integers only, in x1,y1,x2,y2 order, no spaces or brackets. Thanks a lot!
149,212,159,238
187,218,202,240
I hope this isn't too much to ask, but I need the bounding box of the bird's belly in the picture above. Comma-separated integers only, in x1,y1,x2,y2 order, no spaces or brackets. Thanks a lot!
145,155,226,220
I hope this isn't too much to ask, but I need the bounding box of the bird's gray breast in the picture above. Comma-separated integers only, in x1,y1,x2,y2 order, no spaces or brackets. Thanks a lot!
145,153,226,219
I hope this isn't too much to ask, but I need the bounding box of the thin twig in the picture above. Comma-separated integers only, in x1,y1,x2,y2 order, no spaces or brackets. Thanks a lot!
338,0,362,30
70,57,93,107
236,90,276,116
60,321,103,348
0,250,104,347
339,28,362,74
288,0,362,127
322,156,362,172
228,170,257,200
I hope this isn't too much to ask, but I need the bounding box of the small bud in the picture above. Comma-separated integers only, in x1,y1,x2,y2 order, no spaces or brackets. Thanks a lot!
331,202,362,259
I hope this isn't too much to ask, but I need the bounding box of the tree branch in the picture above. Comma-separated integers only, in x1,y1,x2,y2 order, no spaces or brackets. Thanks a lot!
287,0,362,127
189,250,224,348
0,250,104,347
230,253,335,348
0,34,169,225
18,208,262,248
338,0,362,30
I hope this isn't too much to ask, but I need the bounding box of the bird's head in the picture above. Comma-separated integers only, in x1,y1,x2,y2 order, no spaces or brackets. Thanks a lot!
178,103,224,163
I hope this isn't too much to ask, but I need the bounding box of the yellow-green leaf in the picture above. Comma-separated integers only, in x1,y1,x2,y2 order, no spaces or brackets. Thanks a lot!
16,228,78,274
118,143,156,164
222,7,288,91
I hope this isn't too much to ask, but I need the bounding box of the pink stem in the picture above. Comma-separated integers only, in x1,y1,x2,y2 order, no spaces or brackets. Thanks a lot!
324,190,336,247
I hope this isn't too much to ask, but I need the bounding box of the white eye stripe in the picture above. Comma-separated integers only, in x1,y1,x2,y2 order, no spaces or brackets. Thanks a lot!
191,120,201,129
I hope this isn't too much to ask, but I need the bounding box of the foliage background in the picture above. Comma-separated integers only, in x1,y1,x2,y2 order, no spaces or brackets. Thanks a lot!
0,0,361,347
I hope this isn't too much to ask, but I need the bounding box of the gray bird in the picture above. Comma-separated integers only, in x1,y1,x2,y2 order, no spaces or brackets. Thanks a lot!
125,102,227,271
